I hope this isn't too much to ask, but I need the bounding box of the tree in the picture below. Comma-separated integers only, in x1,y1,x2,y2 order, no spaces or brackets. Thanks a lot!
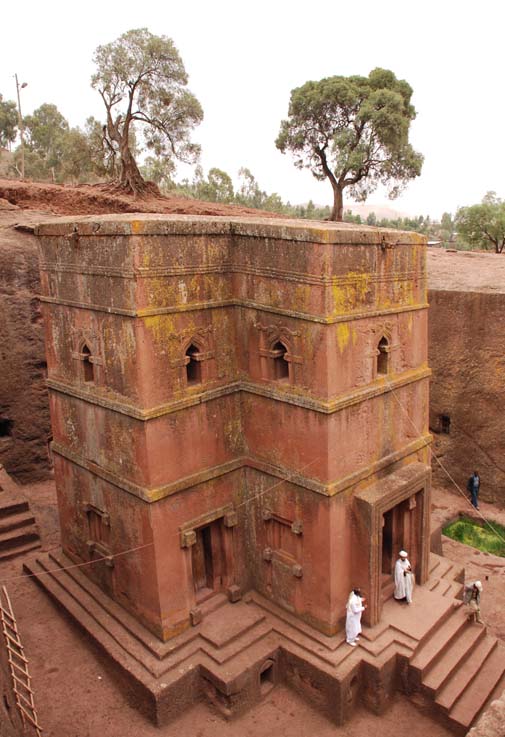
0,94,18,149
455,193,505,253
276,68,423,221
140,155,176,190
91,28,203,196
204,168,235,202
24,103,69,180
440,212,455,245
59,127,96,183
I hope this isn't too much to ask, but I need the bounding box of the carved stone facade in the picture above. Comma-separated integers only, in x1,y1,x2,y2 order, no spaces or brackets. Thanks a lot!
36,215,430,641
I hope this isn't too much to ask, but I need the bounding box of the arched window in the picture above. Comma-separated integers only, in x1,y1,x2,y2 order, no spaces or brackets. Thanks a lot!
377,337,389,376
185,344,202,385
81,344,94,383
271,341,289,381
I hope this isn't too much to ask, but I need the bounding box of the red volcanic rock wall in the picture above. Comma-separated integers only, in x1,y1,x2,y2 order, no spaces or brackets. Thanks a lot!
429,289,505,504
0,210,52,482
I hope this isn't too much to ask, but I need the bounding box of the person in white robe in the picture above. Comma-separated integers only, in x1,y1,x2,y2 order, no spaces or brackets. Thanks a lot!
393,550,415,603
345,588,366,646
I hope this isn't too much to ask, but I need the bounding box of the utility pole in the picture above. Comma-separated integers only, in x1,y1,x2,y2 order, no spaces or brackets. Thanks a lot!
14,74,27,180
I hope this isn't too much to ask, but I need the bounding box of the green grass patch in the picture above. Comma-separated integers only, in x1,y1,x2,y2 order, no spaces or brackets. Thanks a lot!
443,516,505,557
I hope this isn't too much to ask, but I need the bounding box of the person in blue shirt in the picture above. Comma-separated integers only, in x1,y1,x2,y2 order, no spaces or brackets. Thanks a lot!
467,471,481,510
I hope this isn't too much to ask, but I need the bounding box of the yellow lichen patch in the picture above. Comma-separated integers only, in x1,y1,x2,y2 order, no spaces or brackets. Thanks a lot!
336,323,350,354
294,284,311,311
144,314,178,345
331,271,371,316
131,220,143,235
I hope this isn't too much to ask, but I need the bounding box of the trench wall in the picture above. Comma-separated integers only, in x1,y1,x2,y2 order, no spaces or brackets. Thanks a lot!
428,289,505,504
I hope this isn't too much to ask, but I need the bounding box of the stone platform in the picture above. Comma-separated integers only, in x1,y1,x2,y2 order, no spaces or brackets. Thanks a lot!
24,551,504,734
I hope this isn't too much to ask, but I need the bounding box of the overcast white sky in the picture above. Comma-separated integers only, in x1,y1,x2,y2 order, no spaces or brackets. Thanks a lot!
1,0,503,219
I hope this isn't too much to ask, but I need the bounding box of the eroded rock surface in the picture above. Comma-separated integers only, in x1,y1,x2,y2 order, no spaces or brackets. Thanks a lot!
0,209,52,482
428,249,505,506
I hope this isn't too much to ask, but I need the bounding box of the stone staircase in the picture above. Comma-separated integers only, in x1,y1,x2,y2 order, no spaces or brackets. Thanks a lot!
0,493,40,561
23,549,504,732
408,605,505,735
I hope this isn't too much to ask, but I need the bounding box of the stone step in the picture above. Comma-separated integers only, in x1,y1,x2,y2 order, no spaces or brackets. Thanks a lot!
448,642,505,730
0,498,29,519
0,540,41,562
442,580,464,600
381,579,395,602
0,510,36,534
23,557,161,698
208,619,273,666
428,555,464,584
486,671,505,711
199,593,228,619
0,525,39,551
422,623,486,695
436,636,497,711
410,607,468,674
428,578,453,596
27,556,160,677
429,553,442,574
47,551,171,658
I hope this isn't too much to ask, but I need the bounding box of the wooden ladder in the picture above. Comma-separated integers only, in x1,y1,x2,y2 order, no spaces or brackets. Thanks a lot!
0,585,42,736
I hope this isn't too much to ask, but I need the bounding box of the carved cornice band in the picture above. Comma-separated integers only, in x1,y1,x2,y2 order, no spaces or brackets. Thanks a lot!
51,435,432,503
46,367,431,420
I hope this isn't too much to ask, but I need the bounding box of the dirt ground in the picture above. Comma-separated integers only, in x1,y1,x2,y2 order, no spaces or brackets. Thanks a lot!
0,480,503,737
0,178,282,219
427,248,505,294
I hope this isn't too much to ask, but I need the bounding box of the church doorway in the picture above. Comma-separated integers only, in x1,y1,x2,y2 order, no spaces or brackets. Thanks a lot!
382,508,394,575
191,520,226,603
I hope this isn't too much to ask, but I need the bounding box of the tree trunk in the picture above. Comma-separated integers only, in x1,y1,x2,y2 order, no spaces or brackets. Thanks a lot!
119,145,149,196
330,185,344,222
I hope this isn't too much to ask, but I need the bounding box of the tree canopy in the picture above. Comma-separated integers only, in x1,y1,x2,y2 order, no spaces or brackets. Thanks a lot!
24,103,69,177
275,68,423,221
0,94,18,148
91,28,203,195
455,193,505,253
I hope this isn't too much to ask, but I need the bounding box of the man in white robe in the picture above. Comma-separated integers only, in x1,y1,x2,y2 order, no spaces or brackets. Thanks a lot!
345,588,366,646
394,550,415,603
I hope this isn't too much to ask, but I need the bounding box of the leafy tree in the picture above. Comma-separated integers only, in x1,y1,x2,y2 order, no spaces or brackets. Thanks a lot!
0,94,18,148
366,212,377,226
455,193,505,253
194,167,235,202
204,168,235,202
140,155,176,189
439,211,455,245
91,28,203,195
11,148,48,180
24,103,69,180
59,127,97,183
276,68,423,221
235,167,265,208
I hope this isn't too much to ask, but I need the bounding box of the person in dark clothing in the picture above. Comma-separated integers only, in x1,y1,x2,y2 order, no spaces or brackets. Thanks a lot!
467,471,480,509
